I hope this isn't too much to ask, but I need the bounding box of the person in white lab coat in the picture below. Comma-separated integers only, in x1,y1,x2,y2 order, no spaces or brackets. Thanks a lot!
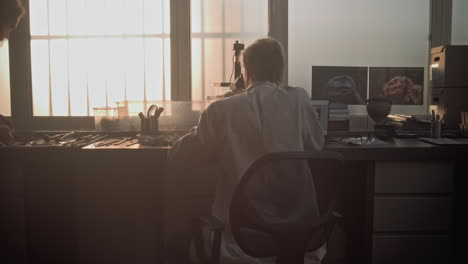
167,38,326,264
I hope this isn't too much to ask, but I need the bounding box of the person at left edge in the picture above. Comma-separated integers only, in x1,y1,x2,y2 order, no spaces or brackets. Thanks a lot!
0,0,25,145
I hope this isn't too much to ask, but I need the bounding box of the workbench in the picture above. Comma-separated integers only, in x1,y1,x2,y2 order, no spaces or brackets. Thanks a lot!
1,138,466,264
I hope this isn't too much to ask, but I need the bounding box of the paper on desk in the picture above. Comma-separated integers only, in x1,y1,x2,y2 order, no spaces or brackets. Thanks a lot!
340,137,389,146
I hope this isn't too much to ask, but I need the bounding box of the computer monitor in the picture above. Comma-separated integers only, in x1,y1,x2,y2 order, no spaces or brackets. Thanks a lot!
311,100,329,135
312,66,368,105
369,67,424,105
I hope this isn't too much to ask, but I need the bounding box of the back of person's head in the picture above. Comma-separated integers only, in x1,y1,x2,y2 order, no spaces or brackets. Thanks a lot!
241,38,285,85
0,0,25,42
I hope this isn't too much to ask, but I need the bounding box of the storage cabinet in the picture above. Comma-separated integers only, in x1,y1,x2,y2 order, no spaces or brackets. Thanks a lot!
371,161,454,264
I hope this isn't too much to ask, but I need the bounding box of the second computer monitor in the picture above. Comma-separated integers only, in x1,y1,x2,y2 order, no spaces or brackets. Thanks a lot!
312,66,368,105
369,67,424,105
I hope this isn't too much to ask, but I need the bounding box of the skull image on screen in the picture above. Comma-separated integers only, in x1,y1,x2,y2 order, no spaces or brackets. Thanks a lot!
326,75,364,105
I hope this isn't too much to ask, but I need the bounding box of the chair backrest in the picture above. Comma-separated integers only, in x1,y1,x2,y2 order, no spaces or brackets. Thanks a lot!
229,151,343,263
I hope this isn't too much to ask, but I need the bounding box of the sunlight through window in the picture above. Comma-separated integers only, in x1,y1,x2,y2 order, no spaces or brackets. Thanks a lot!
191,0,268,101
0,41,11,116
30,0,170,116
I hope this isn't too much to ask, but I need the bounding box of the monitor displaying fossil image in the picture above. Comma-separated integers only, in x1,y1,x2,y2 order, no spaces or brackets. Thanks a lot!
312,66,368,105
369,67,424,105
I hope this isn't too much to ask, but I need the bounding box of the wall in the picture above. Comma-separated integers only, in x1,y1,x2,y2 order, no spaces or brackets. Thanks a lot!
288,0,430,115
0,41,11,116
452,0,468,45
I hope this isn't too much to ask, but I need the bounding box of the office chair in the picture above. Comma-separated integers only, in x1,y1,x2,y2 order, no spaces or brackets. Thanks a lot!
191,151,343,264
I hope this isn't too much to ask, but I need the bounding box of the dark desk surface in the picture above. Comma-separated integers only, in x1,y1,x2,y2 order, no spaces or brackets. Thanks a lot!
325,138,468,161
2,137,468,162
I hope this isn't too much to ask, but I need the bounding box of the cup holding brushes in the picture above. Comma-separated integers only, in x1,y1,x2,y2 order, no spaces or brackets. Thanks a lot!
136,105,165,146
139,105,164,134
430,110,444,139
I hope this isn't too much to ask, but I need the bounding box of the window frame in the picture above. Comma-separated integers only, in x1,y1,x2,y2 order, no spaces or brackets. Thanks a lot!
10,0,447,131
8,0,286,131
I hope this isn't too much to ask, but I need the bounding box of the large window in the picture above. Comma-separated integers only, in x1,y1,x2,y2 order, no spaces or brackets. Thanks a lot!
452,0,468,45
289,0,431,115
0,41,11,116
29,0,170,116
191,0,268,101
4,0,274,129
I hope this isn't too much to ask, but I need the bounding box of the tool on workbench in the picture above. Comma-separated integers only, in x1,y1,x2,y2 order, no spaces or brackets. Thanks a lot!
112,137,134,146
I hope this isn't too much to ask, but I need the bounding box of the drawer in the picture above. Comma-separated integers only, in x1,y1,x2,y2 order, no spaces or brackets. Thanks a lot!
373,197,452,232
372,235,450,264
374,162,453,194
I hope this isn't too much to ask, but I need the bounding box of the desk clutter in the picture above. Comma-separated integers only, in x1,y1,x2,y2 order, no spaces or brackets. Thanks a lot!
93,100,203,133
385,114,431,137
461,112,468,137
327,136,389,146
3,131,186,148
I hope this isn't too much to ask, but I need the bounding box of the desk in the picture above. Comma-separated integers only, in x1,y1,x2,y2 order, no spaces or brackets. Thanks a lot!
0,138,466,264
326,138,465,264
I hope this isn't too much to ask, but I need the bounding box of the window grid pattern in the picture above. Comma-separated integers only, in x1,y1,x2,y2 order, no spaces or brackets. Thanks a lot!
191,0,269,101
0,41,11,116
30,0,170,117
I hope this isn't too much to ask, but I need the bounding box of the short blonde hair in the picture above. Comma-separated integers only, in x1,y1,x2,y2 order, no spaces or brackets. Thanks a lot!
241,38,285,84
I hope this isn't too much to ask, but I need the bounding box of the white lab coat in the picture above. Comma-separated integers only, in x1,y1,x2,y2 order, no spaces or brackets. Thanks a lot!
168,82,326,264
